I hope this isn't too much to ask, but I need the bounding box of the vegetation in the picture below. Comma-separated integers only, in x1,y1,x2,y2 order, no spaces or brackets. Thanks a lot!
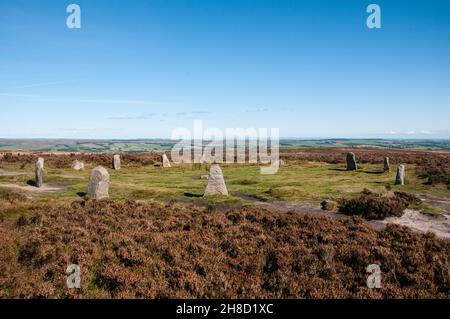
338,190,421,220
0,200,449,299
1,138,450,153
0,148,449,299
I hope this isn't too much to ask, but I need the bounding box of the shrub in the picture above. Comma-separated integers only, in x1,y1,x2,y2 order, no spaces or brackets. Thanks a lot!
393,191,422,206
321,199,338,211
338,190,421,220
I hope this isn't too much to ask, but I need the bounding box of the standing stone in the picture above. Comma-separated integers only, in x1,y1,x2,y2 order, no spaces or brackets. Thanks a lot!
112,154,121,170
162,154,171,168
276,159,285,167
395,164,405,185
35,157,44,188
204,164,229,197
72,160,85,171
87,166,110,199
383,157,390,172
346,152,358,171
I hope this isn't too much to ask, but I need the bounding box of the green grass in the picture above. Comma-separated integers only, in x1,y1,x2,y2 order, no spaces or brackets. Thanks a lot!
410,203,446,219
1,161,448,208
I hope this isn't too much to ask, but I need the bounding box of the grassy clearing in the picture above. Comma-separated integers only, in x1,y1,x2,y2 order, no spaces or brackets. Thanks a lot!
1,161,448,210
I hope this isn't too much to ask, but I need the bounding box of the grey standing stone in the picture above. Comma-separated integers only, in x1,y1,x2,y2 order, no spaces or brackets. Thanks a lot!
113,154,121,170
204,164,229,197
162,154,171,168
384,157,390,172
395,164,405,185
87,166,110,199
35,157,44,188
346,152,358,171
72,160,85,171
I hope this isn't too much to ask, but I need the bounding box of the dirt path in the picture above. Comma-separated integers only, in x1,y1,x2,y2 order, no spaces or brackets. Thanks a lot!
0,183,69,194
418,193,450,214
0,169,27,177
382,209,450,239
233,194,450,239
235,194,342,219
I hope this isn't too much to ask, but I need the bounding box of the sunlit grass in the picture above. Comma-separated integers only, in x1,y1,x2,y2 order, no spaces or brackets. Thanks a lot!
1,161,448,209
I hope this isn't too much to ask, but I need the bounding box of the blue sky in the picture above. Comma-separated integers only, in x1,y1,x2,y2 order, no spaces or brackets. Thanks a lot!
0,0,449,139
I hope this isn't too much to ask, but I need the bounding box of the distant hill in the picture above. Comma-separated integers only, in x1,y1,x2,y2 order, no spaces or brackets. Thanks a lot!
0,138,449,153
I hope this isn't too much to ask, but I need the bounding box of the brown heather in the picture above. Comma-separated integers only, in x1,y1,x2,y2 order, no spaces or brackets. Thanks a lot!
338,190,422,220
0,200,449,299
0,152,160,169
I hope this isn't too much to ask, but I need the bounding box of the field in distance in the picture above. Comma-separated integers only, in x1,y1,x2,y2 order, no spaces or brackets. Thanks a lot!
1,138,450,153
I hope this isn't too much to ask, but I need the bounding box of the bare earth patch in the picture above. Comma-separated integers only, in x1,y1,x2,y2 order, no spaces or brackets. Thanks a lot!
419,194,450,214
383,209,450,239
0,169,27,176
0,183,69,193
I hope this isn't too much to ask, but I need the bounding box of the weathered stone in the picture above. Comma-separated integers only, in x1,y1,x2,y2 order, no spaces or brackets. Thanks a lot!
346,152,357,171
72,160,85,171
162,154,171,168
35,157,44,188
87,166,110,199
383,157,390,172
273,159,285,167
321,199,338,211
204,164,228,197
395,164,405,185
112,154,121,170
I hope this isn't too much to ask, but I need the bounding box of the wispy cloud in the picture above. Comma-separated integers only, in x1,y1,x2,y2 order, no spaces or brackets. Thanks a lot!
3,80,80,91
176,111,210,117
108,113,156,120
0,93,147,105
108,110,212,120
245,107,269,113
385,130,435,136
191,110,210,114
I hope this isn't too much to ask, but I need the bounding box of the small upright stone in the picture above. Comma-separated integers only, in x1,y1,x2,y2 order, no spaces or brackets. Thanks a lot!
383,157,390,172
35,157,44,188
72,160,85,171
321,199,338,211
395,164,405,185
204,164,229,197
112,154,121,170
87,166,110,199
162,154,171,168
346,152,357,171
